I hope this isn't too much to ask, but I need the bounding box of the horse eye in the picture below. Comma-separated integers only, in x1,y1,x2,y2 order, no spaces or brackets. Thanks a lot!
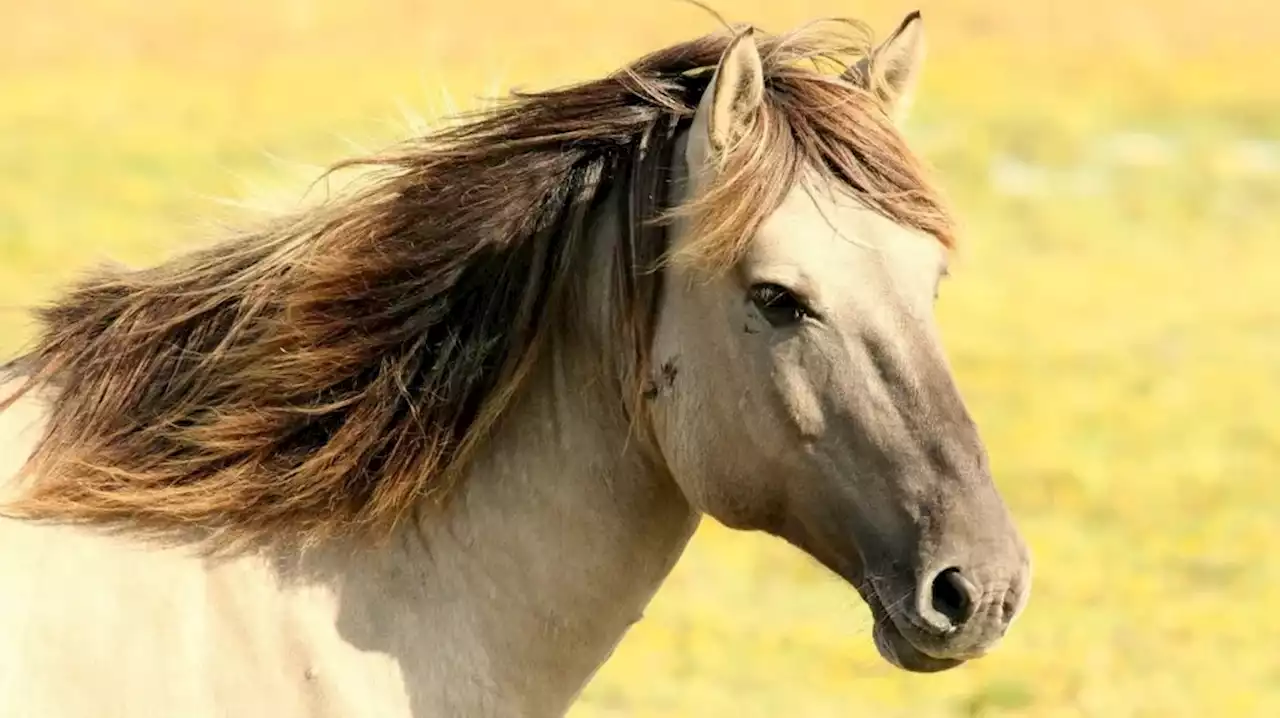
747,283,813,327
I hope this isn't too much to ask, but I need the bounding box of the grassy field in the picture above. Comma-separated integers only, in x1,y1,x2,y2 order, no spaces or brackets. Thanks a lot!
3,1,1279,716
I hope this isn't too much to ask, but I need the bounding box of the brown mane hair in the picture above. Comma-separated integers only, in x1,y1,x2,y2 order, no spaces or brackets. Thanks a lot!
0,19,957,551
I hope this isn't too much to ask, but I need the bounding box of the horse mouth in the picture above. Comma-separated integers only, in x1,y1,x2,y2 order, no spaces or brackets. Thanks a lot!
862,583,966,674
776,521,995,674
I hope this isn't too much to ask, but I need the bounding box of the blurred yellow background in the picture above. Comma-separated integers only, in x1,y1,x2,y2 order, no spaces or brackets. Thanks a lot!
3,1,1278,716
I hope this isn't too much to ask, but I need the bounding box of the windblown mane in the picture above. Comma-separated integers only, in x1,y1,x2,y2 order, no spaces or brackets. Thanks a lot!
0,19,957,550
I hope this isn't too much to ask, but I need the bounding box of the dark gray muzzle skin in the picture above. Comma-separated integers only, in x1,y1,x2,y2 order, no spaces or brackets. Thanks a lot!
773,326,1032,672
775,452,1031,672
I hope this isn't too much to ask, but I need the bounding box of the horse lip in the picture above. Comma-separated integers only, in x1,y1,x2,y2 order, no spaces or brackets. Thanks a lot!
780,521,970,672
860,577,968,672
872,618,964,673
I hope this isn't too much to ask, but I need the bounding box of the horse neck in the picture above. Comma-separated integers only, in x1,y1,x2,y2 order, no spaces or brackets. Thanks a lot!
0,173,700,716
307,186,699,715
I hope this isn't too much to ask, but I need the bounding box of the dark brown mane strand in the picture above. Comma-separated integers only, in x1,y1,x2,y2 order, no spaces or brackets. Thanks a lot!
0,19,957,550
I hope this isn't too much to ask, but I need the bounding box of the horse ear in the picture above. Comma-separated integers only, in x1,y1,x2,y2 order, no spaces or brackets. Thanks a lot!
688,27,765,171
845,11,926,123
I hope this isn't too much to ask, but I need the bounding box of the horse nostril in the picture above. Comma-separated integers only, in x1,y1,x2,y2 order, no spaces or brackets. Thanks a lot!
929,567,977,628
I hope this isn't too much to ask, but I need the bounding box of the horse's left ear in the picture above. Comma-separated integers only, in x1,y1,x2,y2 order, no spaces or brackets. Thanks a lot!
688,27,765,172
844,11,926,123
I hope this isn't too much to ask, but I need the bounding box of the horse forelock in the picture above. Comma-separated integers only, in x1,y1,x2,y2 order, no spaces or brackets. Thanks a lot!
0,17,957,552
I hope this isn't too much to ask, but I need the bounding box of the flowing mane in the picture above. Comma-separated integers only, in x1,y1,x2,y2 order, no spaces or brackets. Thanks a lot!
0,20,957,551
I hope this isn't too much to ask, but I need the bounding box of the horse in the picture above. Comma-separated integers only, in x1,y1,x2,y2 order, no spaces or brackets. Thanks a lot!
0,12,1031,717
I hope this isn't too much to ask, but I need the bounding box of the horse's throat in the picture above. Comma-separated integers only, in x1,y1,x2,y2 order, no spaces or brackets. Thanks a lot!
389,363,699,714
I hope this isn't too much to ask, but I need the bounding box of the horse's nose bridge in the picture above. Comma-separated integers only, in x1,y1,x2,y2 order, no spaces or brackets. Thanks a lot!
880,324,987,474
862,316,1032,623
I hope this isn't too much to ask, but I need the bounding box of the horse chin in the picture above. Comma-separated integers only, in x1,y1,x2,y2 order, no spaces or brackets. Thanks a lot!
857,580,966,674
871,617,965,674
